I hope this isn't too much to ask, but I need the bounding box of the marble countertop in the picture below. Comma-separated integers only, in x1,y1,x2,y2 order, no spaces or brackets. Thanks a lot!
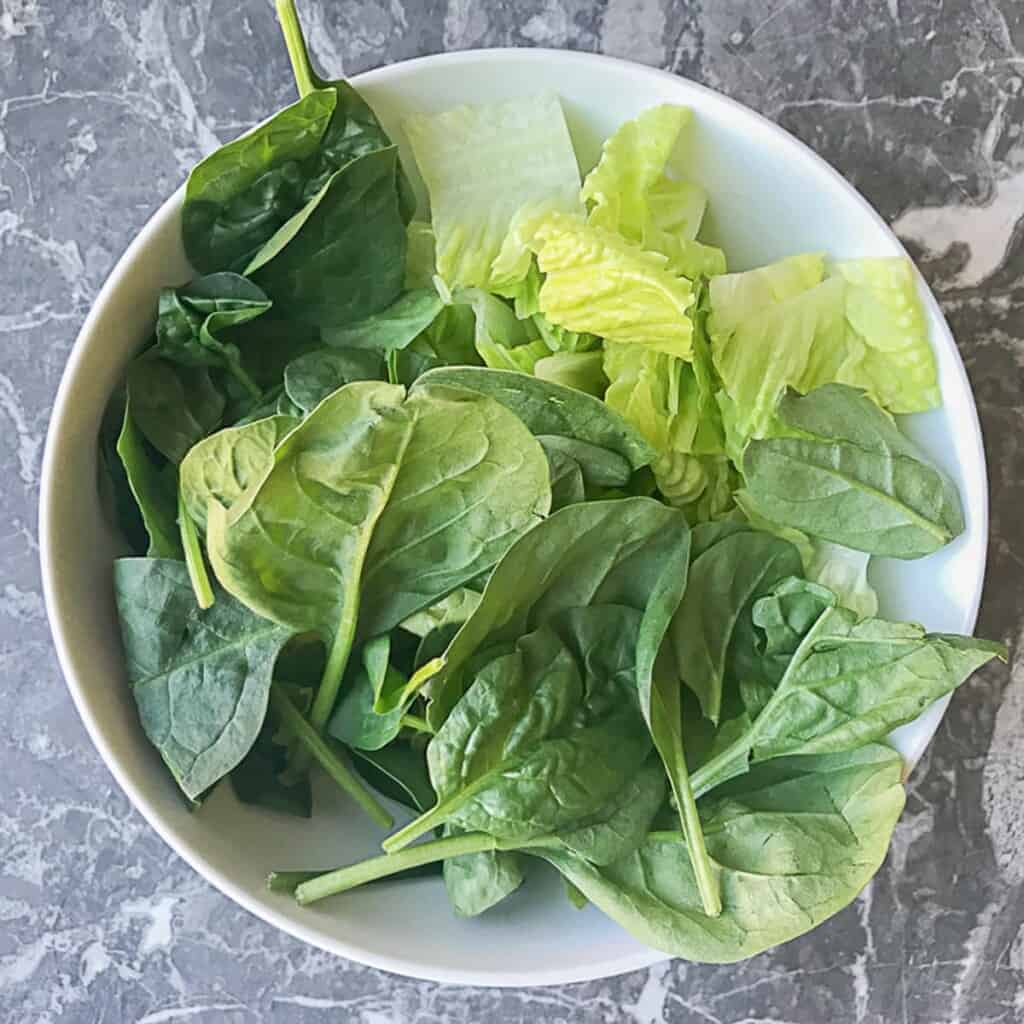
2,1,1022,1021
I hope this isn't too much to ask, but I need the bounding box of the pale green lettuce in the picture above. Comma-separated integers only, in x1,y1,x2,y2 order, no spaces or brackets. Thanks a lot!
532,212,695,358
405,94,583,291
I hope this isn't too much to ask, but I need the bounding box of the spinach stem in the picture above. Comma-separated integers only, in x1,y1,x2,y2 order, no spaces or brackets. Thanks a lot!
667,736,721,917
309,603,359,733
178,491,215,610
381,781,488,854
270,685,393,830
295,831,498,904
400,713,433,735
275,0,323,97
229,358,263,400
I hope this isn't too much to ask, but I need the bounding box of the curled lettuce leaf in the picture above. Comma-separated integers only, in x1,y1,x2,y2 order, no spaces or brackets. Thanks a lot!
405,94,583,291
532,212,695,358
581,104,725,277
833,258,940,414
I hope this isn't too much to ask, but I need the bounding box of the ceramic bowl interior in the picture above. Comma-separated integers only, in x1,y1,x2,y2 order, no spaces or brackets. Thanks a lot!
40,49,988,987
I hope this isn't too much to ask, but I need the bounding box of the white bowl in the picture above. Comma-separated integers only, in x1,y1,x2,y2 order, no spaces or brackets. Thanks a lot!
39,49,988,987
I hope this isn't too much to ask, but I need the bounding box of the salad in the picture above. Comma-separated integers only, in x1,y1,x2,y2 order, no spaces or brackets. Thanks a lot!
100,0,1005,964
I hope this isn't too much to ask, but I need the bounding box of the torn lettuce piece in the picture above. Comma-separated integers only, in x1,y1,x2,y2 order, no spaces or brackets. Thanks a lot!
581,104,725,277
806,540,878,620
534,351,607,397
710,275,847,447
833,258,940,414
532,212,695,358
404,94,583,290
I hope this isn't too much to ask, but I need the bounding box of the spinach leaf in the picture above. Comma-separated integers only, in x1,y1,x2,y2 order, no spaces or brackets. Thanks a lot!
179,414,299,532
556,754,666,866
539,745,906,963
350,741,434,813
744,384,964,558
691,604,1006,796
154,274,271,398
113,558,291,801
275,0,416,221
207,381,550,738
231,681,312,818
412,497,693,725
385,606,653,851
322,289,445,352
668,528,803,723
283,348,385,412
182,89,337,273
116,399,181,559
444,826,525,917
415,367,654,470
633,523,721,917
544,446,586,510
99,391,149,555
327,635,406,751
127,355,225,464
246,146,407,328
536,435,633,490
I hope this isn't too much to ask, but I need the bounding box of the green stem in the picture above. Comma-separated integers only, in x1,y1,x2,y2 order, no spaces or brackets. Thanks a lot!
668,741,721,917
275,0,324,97
296,831,499,905
386,350,400,385
400,713,433,735
270,686,392,829
309,607,359,734
381,779,488,854
228,358,263,401
178,491,214,610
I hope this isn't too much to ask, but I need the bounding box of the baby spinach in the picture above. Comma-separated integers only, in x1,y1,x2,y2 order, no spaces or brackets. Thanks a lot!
114,558,292,801
207,381,550,739
668,527,803,723
350,741,435,814
410,497,688,725
690,603,1005,796
246,146,407,328
283,348,385,412
444,827,525,917
744,385,964,558
179,414,299,532
540,745,906,963
116,400,181,559
418,367,654,470
327,635,407,751
154,273,271,398
127,355,225,465
386,607,653,851
322,289,445,352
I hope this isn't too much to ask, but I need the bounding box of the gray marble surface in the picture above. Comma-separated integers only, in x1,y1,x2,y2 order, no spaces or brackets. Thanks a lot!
1,1,1022,1021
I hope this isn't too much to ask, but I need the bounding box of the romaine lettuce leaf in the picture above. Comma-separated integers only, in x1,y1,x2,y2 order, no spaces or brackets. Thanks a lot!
833,258,940,414
405,94,583,290
534,352,607,396
532,213,695,358
710,275,847,445
580,104,725,278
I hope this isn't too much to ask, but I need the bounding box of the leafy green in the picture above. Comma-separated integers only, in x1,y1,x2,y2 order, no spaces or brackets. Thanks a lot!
404,93,583,289
540,746,906,963
669,527,803,723
532,212,695,358
327,636,407,751
407,498,690,724
114,558,291,800
179,415,299,532
350,741,435,813
154,273,270,398
207,381,550,735
127,355,225,465
416,367,654,470
116,399,181,559
691,603,1005,796
246,146,407,328
743,385,964,557
444,827,525,917
534,351,607,396
387,606,653,850
833,258,939,414
322,288,444,352
283,348,384,412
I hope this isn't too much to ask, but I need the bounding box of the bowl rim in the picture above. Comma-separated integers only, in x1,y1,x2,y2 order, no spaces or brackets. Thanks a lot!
39,46,989,987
